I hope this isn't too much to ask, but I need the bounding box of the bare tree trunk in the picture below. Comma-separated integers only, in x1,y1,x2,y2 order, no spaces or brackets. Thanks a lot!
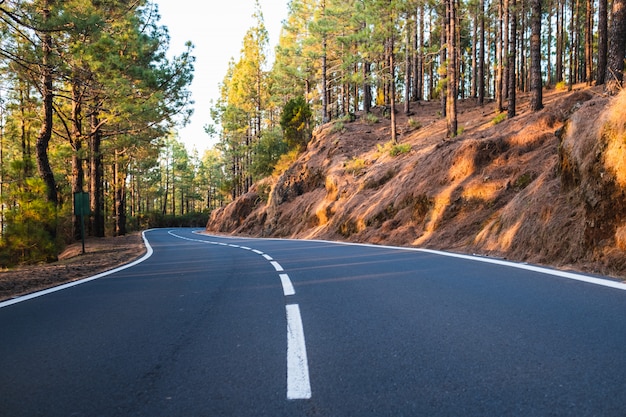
89,112,104,237
446,0,458,137
35,2,57,209
569,0,576,90
530,0,544,111
496,0,504,111
585,0,593,85
417,4,425,100
471,8,478,98
404,16,412,115
478,0,486,104
596,0,608,84
363,61,372,113
321,0,330,123
71,72,84,241
503,0,510,100
547,0,553,86
508,0,517,118
388,34,398,143
556,0,564,82
440,8,447,118
114,151,127,236
605,0,626,94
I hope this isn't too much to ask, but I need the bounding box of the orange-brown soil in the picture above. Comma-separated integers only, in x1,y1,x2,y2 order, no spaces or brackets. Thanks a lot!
208,85,626,280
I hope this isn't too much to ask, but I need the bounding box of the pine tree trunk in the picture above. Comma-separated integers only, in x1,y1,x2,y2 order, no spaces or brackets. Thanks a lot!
496,0,504,111
556,0,564,82
605,0,626,94
446,0,458,137
388,35,398,143
440,8,447,118
530,0,543,111
478,0,486,104
508,0,517,118
596,0,608,84
363,61,372,113
89,112,104,237
114,152,127,236
547,0,553,86
404,17,411,115
569,0,576,90
71,75,84,241
471,9,478,98
35,2,57,209
585,0,593,85
503,0,510,100
417,4,425,100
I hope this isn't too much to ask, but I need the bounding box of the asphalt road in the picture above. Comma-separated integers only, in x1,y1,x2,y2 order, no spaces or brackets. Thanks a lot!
1,228,626,416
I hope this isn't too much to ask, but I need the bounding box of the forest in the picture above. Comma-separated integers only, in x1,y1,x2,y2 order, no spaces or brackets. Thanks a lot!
0,0,201,266
0,0,625,267
211,0,625,201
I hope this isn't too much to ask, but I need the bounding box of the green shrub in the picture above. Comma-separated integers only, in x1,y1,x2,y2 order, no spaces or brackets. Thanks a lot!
492,113,507,125
408,118,422,130
377,141,412,157
390,143,412,156
331,121,345,133
344,157,368,176
364,113,379,125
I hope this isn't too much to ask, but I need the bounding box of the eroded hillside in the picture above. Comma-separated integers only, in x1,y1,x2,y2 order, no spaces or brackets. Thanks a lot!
207,86,626,279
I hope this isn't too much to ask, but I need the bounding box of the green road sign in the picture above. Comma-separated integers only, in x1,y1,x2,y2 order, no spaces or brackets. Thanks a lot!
73,192,90,216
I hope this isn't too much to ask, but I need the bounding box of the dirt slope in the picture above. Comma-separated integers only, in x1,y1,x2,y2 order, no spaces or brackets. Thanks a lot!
207,85,626,279
0,233,145,301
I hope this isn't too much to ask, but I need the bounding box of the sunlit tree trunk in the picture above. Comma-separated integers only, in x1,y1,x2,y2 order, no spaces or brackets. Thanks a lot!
507,0,517,118
446,0,458,137
530,0,543,111
596,0,608,85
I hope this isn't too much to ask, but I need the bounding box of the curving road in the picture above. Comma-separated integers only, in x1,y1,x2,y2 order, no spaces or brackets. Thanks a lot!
1,228,626,416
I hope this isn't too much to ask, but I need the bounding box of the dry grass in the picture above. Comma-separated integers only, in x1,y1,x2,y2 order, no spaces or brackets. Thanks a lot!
208,85,626,279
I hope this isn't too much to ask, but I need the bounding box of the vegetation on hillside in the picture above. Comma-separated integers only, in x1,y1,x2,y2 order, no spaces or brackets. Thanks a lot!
208,0,626,206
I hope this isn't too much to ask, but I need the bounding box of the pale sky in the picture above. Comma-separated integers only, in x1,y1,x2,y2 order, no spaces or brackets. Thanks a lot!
154,1,288,154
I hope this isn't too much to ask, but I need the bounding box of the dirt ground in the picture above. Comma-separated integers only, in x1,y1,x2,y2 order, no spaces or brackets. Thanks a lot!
208,85,626,280
0,233,145,302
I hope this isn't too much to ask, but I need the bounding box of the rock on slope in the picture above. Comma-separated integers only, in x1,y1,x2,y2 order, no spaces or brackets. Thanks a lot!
207,86,626,278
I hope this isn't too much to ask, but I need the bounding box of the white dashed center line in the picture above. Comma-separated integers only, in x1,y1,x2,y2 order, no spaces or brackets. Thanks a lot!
168,230,312,400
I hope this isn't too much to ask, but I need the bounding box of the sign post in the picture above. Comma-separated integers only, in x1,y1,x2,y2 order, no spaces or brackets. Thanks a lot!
73,192,89,254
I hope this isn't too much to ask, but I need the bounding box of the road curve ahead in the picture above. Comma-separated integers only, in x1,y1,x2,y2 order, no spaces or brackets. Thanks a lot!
1,228,626,416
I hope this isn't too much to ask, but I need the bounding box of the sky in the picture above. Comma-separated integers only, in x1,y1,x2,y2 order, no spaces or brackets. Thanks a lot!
154,1,289,154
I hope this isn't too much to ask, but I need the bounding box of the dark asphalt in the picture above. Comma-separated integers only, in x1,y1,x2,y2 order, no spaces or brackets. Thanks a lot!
1,228,625,416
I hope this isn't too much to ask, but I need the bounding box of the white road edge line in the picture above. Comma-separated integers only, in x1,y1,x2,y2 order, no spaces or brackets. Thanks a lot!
201,233,626,292
0,230,155,309
286,303,312,400
279,274,296,296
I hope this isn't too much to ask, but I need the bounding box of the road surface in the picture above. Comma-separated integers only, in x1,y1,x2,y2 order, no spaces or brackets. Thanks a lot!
1,228,626,416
